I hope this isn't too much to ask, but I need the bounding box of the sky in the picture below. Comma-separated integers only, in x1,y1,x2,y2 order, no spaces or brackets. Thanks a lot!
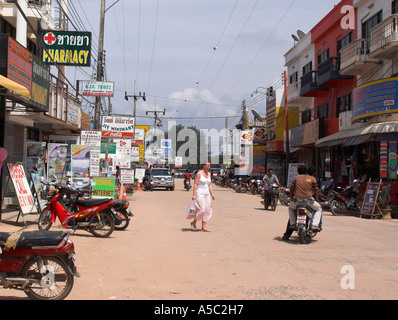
62,0,340,131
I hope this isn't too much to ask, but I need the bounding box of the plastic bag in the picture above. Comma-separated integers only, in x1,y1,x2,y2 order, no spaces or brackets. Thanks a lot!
187,200,196,214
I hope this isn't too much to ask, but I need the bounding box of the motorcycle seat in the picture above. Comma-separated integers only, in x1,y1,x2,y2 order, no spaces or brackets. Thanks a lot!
0,231,67,249
76,198,112,207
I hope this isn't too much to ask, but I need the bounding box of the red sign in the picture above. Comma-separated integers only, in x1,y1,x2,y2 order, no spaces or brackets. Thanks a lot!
101,131,134,138
7,37,32,94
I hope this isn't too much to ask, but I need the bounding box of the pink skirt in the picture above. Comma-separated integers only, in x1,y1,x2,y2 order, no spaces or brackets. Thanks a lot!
187,193,213,222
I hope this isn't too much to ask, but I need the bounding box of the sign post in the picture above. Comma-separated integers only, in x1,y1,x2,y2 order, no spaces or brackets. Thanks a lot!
360,179,383,219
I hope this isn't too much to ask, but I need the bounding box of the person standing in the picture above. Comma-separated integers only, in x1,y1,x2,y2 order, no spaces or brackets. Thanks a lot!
188,162,215,232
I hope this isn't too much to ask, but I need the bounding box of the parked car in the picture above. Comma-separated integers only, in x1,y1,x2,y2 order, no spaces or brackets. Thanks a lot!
149,168,175,191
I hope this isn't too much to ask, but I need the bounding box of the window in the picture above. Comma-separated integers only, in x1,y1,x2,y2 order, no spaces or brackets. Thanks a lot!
337,93,353,117
362,11,383,39
393,0,398,14
317,103,329,120
302,109,312,124
302,61,312,76
289,71,298,84
318,49,330,65
337,32,353,54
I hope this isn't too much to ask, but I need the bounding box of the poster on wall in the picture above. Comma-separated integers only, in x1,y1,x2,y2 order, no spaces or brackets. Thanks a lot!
47,143,68,183
71,145,90,180
287,163,305,188
7,163,37,215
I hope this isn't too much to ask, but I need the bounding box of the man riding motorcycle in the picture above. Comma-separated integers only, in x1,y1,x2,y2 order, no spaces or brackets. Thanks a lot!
282,165,322,241
183,170,191,189
263,169,280,201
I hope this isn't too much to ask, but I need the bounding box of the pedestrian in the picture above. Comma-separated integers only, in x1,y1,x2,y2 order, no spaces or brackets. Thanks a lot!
187,162,215,232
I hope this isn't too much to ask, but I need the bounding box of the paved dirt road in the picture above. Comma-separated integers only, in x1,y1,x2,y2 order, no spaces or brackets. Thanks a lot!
1,179,398,301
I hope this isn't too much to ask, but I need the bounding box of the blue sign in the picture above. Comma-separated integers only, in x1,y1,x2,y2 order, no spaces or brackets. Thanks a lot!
353,77,398,122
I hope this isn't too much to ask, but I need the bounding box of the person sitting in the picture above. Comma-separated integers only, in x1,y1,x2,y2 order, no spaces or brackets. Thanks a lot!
183,170,191,188
282,165,322,240
263,169,280,202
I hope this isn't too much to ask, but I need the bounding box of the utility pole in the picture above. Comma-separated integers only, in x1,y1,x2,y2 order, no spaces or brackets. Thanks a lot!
241,100,248,130
146,109,165,129
94,0,106,130
283,70,290,185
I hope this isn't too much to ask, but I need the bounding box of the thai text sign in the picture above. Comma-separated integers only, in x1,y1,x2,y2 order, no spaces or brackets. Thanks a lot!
6,36,32,94
101,116,135,138
82,81,114,97
42,31,91,66
31,55,50,112
7,163,37,215
353,77,398,122
92,177,115,198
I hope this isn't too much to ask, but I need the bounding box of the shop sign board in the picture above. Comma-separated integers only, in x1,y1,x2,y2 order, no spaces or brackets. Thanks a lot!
101,116,135,138
82,81,114,97
361,181,382,216
7,163,37,215
291,119,320,148
353,77,398,122
31,55,50,112
92,177,115,198
42,31,92,66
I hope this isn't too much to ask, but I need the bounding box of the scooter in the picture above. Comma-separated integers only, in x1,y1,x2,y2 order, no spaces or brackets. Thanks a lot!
0,230,79,300
184,179,192,191
38,182,115,238
66,184,132,231
329,180,360,216
140,178,153,191
294,205,321,244
263,184,279,211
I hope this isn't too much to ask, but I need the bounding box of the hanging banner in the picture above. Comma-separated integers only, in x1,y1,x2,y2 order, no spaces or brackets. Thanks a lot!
42,31,92,66
7,163,37,215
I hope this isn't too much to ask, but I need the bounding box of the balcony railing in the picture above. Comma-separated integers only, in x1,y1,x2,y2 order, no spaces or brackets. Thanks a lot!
369,14,398,59
47,74,81,128
340,39,383,75
317,57,353,87
300,71,328,97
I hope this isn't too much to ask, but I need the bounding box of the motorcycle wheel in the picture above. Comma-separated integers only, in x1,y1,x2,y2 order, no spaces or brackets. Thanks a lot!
115,212,130,231
89,212,115,238
298,229,309,244
21,256,74,300
271,197,277,211
140,183,147,191
330,199,346,216
38,208,53,231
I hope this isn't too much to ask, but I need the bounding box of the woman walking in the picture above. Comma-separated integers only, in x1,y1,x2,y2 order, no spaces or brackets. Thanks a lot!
188,162,215,232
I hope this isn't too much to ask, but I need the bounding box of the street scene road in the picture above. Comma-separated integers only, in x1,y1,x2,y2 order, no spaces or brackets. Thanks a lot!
1,179,398,301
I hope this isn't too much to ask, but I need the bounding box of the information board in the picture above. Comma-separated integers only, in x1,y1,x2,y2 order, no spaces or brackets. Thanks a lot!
360,181,382,217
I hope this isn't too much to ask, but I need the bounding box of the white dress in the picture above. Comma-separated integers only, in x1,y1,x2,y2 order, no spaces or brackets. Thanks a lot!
187,172,213,222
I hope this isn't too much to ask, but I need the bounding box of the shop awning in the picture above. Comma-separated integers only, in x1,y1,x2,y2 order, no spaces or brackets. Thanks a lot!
361,121,398,135
0,75,31,99
315,126,366,148
342,134,373,146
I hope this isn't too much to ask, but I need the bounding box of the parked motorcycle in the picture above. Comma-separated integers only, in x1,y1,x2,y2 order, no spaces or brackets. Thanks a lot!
0,230,79,300
38,182,115,238
279,187,291,206
66,183,132,231
184,179,192,191
294,204,321,244
264,184,279,211
329,180,360,216
250,178,263,195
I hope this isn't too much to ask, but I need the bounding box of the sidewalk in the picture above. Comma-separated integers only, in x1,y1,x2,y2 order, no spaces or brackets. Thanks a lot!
0,206,40,232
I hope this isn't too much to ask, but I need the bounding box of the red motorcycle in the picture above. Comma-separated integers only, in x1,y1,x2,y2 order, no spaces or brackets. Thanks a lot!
0,230,79,300
38,183,115,238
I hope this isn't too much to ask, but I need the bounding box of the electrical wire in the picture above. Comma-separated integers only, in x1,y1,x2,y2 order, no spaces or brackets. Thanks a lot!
146,0,160,93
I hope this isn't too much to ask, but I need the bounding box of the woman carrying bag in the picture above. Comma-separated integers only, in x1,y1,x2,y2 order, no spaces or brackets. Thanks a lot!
187,162,215,232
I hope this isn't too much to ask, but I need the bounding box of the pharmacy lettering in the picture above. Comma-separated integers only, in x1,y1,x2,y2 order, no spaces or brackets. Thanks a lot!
42,31,91,67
